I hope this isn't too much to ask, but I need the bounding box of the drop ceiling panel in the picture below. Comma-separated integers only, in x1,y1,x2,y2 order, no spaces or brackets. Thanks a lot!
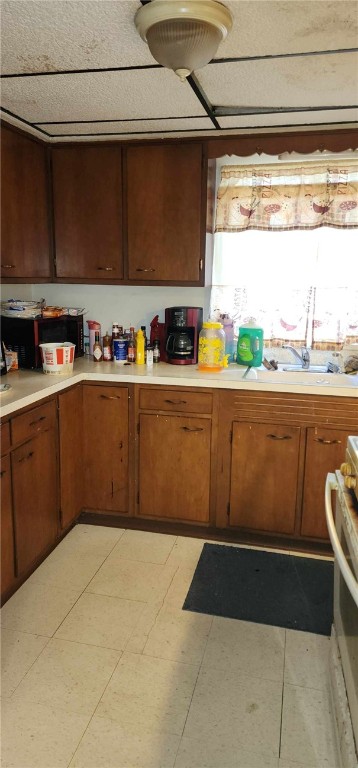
219,0,358,59
0,0,152,74
198,54,358,109
1,69,208,124
218,109,358,130
38,117,214,137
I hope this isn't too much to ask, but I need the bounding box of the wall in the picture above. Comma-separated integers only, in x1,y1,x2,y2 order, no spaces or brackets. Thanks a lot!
11,284,211,337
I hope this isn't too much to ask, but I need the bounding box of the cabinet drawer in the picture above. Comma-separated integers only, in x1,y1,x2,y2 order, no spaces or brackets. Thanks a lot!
139,388,213,414
0,421,11,454
11,400,56,445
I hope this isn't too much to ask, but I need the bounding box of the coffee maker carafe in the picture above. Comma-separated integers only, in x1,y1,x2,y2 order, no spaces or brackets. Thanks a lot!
165,307,203,365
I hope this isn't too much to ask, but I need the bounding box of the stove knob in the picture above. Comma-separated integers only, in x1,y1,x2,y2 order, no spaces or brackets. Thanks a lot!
340,462,352,476
344,475,357,490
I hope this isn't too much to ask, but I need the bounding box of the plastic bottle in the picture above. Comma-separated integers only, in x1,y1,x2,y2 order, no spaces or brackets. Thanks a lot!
198,322,227,372
236,320,264,367
220,313,236,363
136,328,145,365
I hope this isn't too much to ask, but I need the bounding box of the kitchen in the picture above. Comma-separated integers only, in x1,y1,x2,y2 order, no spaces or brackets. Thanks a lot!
1,1,358,767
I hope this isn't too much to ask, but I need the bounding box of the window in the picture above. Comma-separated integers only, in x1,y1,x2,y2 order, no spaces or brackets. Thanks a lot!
210,157,358,350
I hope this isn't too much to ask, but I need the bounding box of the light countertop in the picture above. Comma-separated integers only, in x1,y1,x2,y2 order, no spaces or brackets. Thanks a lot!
1,357,357,418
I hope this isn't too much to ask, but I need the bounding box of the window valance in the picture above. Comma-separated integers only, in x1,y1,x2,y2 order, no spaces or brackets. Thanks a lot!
215,162,358,232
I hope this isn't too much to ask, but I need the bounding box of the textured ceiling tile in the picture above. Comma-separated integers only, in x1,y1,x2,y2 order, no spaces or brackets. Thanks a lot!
0,69,208,123
217,0,358,58
0,0,153,74
218,109,358,130
198,54,358,109
37,117,214,136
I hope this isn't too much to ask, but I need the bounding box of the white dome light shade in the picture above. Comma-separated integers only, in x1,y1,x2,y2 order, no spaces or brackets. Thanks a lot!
135,0,233,81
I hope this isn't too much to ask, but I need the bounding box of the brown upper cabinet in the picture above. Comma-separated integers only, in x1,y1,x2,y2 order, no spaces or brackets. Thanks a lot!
52,145,123,280
1,126,51,281
125,143,206,284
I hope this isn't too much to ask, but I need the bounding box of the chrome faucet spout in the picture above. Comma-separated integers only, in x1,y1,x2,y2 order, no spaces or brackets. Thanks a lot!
282,344,310,369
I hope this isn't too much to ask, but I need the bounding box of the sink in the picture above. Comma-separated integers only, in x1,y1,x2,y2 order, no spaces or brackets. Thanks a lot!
254,370,357,387
281,364,328,373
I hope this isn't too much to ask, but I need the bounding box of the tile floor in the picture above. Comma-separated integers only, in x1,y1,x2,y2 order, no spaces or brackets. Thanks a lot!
1,525,339,768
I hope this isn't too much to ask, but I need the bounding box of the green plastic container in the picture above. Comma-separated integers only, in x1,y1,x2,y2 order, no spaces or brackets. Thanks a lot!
236,321,264,367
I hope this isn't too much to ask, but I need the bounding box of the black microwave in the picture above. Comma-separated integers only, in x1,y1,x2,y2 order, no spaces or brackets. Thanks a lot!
1,314,84,369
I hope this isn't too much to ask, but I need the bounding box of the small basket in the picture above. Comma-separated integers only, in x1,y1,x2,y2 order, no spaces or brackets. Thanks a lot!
39,342,75,374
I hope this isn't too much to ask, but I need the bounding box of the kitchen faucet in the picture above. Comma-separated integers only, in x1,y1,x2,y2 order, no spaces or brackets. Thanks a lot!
282,345,310,369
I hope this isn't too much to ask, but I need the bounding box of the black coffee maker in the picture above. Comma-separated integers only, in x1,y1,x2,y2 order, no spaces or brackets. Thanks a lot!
165,307,203,365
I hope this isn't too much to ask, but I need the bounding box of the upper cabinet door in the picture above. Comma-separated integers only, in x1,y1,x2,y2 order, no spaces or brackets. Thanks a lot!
126,143,205,284
1,126,51,280
52,146,123,280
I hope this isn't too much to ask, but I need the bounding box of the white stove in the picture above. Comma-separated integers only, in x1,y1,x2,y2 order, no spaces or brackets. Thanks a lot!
325,436,358,767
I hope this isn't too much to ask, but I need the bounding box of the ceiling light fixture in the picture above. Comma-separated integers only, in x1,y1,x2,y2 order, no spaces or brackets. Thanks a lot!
135,0,233,82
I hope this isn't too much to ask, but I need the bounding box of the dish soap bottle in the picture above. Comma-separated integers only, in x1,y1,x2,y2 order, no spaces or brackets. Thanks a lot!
236,320,263,367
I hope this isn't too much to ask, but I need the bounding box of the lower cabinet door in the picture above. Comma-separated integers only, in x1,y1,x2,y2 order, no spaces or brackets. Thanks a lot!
138,413,211,523
229,421,300,535
12,430,58,576
301,426,350,539
1,454,16,598
58,385,83,529
83,385,129,513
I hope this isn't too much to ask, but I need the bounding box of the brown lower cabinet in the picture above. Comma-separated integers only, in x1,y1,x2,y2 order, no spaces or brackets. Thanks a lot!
1,453,15,596
229,421,301,535
301,426,351,539
58,385,83,529
215,389,358,544
138,413,211,523
82,384,129,514
12,425,58,577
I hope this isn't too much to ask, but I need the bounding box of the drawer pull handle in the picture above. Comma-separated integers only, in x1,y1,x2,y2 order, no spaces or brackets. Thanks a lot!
181,426,204,433
165,399,187,405
314,438,342,445
29,415,46,427
97,266,114,271
267,434,292,440
18,450,34,463
136,268,155,272
1,263,16,269
100,394,121,400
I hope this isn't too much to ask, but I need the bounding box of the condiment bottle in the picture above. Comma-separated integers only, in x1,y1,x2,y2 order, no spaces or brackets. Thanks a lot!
127,327,136,363
102,332,112,361
146,344,154,368
136,328,145,365
93,331,103,362
153,339,160,363
141,325,147,361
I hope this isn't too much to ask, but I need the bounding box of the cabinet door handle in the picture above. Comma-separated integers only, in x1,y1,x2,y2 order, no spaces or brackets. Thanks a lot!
314,437,342,445
266,433,292,440
0,469,6,478
1,263,16,269
136,268,155,272
17,450,34,463
165,399,187,405
100,394,121,400
29,415,46,427
97,266,114,271
181,426,204,433
199,258,203,271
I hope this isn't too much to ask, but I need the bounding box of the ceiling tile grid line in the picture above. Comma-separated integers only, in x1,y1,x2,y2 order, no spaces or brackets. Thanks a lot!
1,47,357,79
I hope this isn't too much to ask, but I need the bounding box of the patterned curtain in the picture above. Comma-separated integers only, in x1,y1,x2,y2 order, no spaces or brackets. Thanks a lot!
215,162,358,232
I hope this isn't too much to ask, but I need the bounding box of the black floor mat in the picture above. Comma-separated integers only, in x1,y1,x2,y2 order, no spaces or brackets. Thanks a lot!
183,543,334,636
